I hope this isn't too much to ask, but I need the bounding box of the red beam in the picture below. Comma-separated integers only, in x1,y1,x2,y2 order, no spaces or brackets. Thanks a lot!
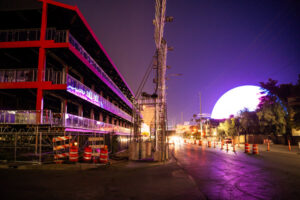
39,0,76,11
0,41,69,49
0,82,67,90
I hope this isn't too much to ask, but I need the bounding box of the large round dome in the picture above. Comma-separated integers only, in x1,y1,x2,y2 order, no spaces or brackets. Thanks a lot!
211,85,264,119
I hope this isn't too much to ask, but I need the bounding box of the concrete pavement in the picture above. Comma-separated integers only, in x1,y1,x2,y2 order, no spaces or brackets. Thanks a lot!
0,158,206,200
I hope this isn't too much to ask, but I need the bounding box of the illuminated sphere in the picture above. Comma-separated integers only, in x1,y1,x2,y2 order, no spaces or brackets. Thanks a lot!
211,85,264,119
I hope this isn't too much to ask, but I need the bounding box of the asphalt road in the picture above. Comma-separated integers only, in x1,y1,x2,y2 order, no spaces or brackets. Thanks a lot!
173,143,300,200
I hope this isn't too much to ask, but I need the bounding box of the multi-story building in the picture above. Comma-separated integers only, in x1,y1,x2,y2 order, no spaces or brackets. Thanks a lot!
0,0,134,162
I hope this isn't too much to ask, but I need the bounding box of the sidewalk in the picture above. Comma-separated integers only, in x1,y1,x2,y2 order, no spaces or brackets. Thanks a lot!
0,158,206,200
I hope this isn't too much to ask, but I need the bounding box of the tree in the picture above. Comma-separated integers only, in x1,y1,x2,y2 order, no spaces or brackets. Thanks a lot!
240,109,259,142
259,75,300,137
256,100,286,136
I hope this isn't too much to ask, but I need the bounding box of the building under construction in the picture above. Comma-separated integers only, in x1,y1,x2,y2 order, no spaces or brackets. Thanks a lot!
0,0,134,163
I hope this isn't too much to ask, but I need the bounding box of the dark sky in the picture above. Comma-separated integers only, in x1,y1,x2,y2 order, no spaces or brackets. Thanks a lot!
3,0,300,125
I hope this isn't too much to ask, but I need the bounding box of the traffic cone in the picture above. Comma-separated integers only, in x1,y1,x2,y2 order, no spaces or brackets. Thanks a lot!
267,141,270,151
288,140,291,151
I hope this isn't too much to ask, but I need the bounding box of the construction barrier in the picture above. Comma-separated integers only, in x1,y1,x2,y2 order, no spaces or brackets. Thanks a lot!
54,153,69,160
100,146,108,164
245,143,250,153
252,144,259,155
208,141,211,148
69,145,78,162
83,146,92,162
53,136,72,164
53,136,72,142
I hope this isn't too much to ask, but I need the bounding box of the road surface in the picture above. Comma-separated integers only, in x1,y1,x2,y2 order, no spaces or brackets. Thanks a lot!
173,143,300,200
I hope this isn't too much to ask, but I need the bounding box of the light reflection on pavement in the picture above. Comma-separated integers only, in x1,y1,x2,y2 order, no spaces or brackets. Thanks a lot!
172,143,297,200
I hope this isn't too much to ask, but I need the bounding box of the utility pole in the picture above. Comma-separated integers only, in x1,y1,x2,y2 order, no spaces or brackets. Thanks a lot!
181,112,183,124
154,0,168,161
199,92,203,136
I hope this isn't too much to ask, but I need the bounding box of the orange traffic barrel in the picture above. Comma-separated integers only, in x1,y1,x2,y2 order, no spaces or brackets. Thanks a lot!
100,147,108,164
208,141,211,148
198,140,202,146
245,143,250,154
69,145,78,162
83,146,92,162
252,144,259,154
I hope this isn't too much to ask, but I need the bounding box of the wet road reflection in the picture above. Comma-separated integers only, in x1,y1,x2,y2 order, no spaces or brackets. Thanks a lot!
173,143,282,200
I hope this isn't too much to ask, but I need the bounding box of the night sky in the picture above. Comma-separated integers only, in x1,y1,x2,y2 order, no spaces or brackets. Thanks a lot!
3,0,300,126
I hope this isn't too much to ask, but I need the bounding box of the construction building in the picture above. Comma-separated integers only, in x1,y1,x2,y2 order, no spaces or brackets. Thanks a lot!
0,0,134,163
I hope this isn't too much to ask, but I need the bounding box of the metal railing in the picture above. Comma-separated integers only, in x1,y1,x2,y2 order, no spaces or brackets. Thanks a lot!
45,68,64,84
0,68,37,82
0,28,67,42
0,69,131,121
0,68,63,84
68,33,132,108
53,113,131,134
0,110,52,124
0,110,131,135
0,28,133,107
66,74,132,121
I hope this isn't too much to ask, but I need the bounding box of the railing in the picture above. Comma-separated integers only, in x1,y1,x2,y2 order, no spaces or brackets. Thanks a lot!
0,28,67,42
0,68,37,83
0,110,131,135
53,113,131,134
0,69,131,121
68,33,132,108
0,110,52,124
0,68,63,84
0,28,133,107
45,68,64,84
66,74,132,122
